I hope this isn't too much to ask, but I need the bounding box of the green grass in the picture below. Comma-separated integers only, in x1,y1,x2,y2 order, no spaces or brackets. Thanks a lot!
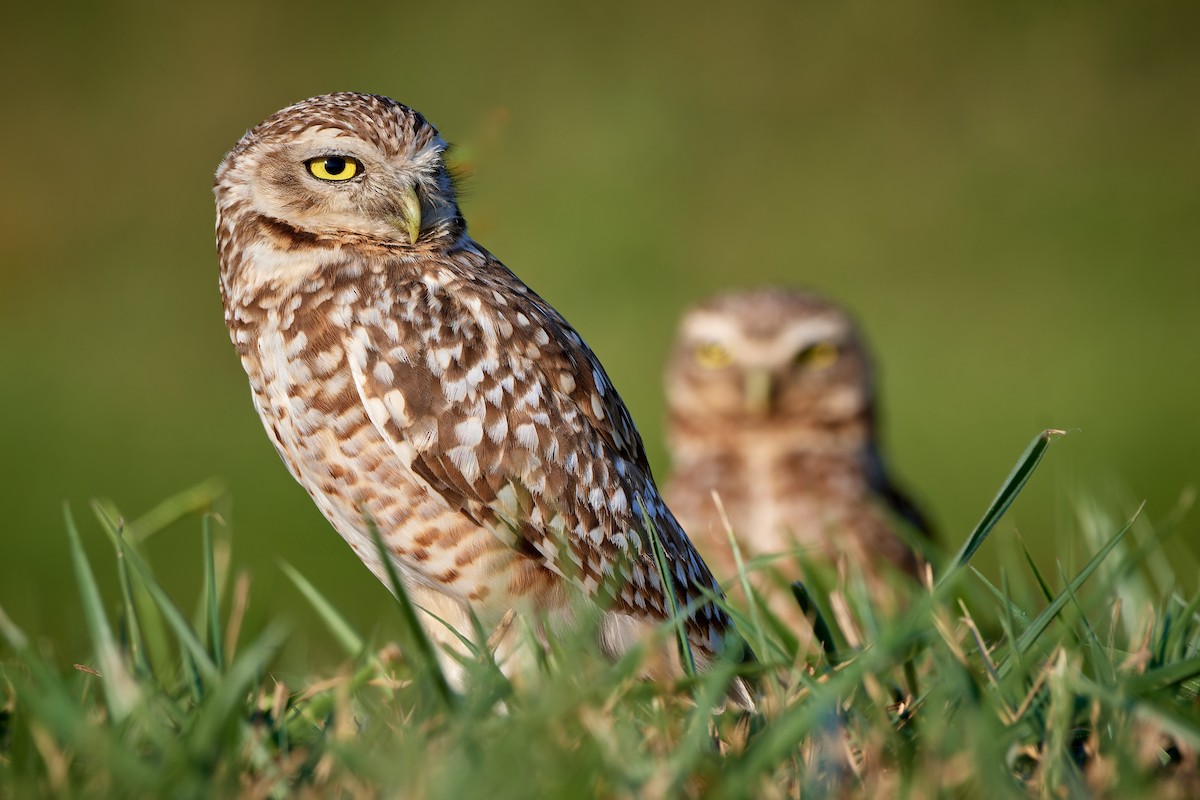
2,430,1199,798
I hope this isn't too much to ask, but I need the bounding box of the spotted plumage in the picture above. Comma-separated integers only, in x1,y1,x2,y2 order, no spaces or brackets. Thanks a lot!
215,92,742,692
663,288,932,623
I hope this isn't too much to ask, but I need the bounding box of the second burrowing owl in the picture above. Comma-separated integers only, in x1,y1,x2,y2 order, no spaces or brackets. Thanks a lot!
214,92,744,694
664,289,932,621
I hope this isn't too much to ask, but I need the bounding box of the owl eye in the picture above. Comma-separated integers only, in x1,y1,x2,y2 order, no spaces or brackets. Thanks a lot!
795,341,839,370
693,341,733,370
306,156,362,182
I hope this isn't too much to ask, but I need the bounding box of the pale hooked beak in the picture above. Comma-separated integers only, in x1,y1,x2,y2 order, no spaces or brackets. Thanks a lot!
388,185,423,244
744,368,775,416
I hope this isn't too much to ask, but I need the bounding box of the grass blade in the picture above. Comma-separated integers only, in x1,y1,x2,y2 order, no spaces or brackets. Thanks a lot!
280,561,366,659
190,622,290,755
1056,562,1115,686
716,591,792,664
938,429,1066,587
1126,652,1200,694
366,517,455,710
120,537,219,686
1000,505,1142,673
202,514,224,671
0,606,29,653
87,500,153,680
1018,535,1055,604
791,581,839,665
1164,590,1200,663
643,510,697,679
63,504,138,722
712,491,768,661
123,478,227,544
969,566,1031,627
91,502,173,686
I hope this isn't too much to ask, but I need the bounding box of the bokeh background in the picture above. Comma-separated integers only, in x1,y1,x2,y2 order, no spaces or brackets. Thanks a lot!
2,0,1197,665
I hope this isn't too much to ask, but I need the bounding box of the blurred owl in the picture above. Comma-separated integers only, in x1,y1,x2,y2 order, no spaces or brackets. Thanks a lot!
214,92,746,699
663,288,932,623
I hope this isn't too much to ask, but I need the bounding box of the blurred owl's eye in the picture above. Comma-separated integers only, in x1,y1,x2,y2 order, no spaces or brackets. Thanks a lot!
694,341,733,370
795,341,839,371
306,156,361,182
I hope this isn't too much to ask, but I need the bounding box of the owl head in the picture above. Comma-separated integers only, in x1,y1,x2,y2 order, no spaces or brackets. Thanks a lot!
665,288,875,432
214,93,464,286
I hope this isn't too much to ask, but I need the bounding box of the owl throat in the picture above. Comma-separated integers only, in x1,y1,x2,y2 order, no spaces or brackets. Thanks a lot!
216,200,470,311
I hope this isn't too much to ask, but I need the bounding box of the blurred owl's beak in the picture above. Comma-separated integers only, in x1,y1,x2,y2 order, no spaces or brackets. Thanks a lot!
744,368,775,416
389,186,423,244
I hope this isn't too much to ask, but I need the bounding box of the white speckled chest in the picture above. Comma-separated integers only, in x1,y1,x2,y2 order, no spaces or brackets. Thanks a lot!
232,277,526,622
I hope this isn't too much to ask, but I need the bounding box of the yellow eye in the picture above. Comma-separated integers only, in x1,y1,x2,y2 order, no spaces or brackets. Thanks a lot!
306,156,361,182
795,341,839,371
694,341,733,370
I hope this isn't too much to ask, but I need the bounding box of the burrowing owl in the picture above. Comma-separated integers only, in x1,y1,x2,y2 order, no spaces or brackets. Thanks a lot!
663,289,932,623
214,92,743,694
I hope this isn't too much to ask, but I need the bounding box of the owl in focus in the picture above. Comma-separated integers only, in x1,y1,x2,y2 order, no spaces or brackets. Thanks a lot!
214,92,745,698
663,289,932,624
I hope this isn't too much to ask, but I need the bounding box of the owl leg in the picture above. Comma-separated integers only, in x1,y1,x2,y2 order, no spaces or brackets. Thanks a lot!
403,584,475,691
406,584,549,693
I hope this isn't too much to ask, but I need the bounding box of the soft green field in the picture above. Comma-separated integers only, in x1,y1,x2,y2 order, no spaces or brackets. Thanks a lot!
1,0,1197,779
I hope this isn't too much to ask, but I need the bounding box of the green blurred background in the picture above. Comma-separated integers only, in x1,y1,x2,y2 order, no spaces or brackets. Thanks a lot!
2,0,1197,664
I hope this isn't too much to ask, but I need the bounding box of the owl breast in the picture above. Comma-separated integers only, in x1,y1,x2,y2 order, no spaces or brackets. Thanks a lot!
230,274,526,622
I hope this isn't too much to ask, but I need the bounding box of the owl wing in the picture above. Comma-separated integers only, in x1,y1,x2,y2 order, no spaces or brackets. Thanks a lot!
344,263,730,655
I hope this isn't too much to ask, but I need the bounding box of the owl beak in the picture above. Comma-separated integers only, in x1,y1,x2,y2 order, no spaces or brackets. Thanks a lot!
744,368,775,416
388,186,423,244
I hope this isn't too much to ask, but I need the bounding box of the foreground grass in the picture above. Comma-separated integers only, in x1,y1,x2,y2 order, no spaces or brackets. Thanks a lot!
2,431,1200,798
